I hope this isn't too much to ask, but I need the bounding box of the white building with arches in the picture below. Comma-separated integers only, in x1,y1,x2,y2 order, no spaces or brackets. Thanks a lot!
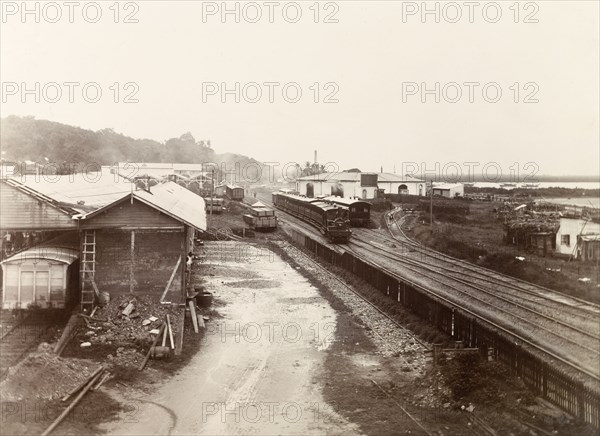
296,171,425,199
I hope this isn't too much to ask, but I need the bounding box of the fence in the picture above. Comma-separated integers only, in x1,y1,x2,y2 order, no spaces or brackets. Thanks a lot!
283,228,600,427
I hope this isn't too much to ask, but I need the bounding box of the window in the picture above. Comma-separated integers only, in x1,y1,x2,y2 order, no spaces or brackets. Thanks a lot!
50,265,64,301
35,271,49,302
20,271,34,304
561,235,570,246
4,265,19,301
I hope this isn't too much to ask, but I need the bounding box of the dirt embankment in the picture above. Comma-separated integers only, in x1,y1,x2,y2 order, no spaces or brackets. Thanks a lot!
403,202,599,302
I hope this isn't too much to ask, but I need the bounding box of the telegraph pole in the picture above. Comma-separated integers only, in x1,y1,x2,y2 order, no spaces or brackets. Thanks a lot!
210,169,214,216
430,180,434,229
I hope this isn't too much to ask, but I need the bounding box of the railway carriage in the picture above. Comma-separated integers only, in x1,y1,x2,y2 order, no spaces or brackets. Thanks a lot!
322,196,371,227
225,185,244,201
272,192,352,243
1,246,79,309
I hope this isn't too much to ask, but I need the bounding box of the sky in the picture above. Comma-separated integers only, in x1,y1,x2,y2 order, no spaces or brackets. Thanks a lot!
1,0,599,178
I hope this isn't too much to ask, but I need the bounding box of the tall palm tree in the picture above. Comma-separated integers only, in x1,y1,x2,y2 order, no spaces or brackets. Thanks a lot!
303,161,312,176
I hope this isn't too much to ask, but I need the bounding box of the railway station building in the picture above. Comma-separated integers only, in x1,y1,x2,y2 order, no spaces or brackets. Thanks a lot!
296,171,425,199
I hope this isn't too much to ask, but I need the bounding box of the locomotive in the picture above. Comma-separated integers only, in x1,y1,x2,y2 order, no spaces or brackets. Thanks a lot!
272,191,352,243
320,196,371,227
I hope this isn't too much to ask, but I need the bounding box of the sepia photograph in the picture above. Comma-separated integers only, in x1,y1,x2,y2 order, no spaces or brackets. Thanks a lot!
0,1,599,435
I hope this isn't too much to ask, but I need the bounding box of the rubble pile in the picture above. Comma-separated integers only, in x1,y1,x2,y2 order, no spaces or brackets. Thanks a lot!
72,295,183,369
0,349,95,401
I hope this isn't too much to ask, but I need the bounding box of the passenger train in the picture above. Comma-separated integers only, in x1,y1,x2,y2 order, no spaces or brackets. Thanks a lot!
320,196,371,227
272,191,352,243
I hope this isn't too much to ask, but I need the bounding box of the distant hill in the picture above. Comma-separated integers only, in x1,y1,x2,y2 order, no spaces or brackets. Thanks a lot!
0,116,269,181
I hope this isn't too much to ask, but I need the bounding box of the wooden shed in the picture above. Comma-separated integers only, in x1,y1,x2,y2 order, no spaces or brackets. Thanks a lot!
1,246,79,309
578,234,600,262
74,182,207,311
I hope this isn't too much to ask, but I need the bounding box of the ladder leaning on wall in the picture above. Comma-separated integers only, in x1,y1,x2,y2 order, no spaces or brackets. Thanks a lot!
80,230,97,313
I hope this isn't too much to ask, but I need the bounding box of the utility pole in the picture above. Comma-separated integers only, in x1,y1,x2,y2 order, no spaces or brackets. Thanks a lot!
430,180,434,229
210,169,214,216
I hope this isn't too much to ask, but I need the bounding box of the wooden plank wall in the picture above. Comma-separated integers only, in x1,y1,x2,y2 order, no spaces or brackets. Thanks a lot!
0,182,76,230
79,197,183,230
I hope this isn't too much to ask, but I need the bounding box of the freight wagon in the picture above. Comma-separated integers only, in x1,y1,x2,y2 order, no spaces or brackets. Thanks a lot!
243,203,278,231
205,197,224,214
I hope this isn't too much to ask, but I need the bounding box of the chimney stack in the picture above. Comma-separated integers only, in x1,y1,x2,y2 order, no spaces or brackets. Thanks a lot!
314,150,317,164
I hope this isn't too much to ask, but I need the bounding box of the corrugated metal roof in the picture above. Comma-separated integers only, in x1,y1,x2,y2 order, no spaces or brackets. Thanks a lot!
78,182,207,231
14,171,134,212
297,172,362,182
1,246,79,265
135,182,207,231
580,234,600,242
378,173,425,183
297,172,424,183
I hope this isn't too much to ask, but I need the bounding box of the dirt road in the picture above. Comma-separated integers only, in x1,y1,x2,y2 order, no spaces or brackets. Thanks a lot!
100,242,360,435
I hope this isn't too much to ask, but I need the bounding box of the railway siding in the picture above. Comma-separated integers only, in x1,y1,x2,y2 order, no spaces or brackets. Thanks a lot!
258,192,600,426
346,239,600,377
276,220,600,428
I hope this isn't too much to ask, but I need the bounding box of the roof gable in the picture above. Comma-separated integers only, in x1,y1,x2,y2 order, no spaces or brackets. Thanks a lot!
76,182,207,231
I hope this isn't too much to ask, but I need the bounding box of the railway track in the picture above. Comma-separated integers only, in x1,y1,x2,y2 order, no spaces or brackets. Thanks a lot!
271,236,506,436
272,238,429,350
355,230,600,335
386,210,600,317
0,311,64,380
269,239,443,434
343,238,600,383
383,210,600,334
345,239,600,370
256,192,600,381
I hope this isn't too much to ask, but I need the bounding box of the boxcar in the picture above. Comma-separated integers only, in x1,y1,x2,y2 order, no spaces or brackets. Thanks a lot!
204,197,224,214
1,246,79,309
225,185,244,201
322,196,371,227
272,192,351,243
